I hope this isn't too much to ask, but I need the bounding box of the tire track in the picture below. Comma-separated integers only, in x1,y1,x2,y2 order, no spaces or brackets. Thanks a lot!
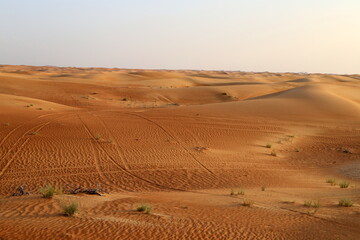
76,113,120,190
126,113,215,175
79,112,185,192
0,113,76,178
0,112,66,159
91,113,130,170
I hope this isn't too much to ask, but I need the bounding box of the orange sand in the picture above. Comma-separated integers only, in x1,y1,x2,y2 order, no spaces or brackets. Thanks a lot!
0,65,359,239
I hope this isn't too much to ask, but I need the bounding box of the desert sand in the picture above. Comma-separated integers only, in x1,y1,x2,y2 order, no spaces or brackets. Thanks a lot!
0,65,359,239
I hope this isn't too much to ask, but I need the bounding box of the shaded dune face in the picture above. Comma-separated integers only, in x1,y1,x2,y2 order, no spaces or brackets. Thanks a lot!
0,65,359,240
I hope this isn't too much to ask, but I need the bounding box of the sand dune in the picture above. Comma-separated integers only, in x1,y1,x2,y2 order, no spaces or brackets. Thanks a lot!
0,65,359,239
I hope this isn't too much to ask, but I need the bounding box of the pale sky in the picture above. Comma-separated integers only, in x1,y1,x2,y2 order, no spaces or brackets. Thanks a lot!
0,0,359,74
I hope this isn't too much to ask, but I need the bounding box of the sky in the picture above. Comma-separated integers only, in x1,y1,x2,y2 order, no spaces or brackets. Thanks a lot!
0,0,359,74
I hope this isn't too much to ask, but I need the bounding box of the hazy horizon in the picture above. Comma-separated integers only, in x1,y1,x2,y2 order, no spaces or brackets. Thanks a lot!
1,0,359,74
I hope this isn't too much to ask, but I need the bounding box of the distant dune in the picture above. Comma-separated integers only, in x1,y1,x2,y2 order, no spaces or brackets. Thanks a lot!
0,65,359,239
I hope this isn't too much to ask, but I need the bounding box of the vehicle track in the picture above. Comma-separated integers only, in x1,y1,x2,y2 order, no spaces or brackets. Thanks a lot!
79,111,185,192
126,113,215,175
0,113,76,178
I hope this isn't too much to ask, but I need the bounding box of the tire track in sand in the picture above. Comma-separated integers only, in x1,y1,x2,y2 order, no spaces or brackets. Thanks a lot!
0,113,76,178
126,113,215,175
80,111,185,192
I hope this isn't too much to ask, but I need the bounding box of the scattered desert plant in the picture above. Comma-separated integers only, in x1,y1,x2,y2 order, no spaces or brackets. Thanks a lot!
39,184,61,198
95,134,101,141
30,132,38,135
230,189,245,196
339,181,350,188
108,138,113,143
221,92,228,96
294,148,300,152
338,198,353,207
26,104,33,108
303,200,320,208
62,202,78,216
326,178,336,186
261,186,266,191
37,108,43,110
271,150,277,156
136,204,151,214
238,190,245,195
266,144,272,148
242,199,254,207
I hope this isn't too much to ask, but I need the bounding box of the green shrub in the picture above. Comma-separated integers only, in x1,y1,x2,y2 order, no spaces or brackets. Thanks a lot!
62,202,78,216
266,144,272,148
39,184,61,198
338,199,353,207
242,199,254,207
304,200,320,208
326,178,336,186
271,150,277,156
339,181,350,188
136,204,151,214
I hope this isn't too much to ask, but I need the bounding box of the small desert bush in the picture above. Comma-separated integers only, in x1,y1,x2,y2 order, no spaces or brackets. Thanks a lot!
326,178,336,185
339,181,350,188
242,199,254,207
271,150,277,156
136,204,151,214
230,189,245,196
266,144,272,148
304,200,320,208
95,134,101,140
338,198,353,207
62,202,78,216
238,190,245,195
261,186,266,191
39,184,61,198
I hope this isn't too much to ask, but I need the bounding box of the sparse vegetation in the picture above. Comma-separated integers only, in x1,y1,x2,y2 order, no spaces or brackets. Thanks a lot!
95,134,101,141
271,150,277,156
230,189,245,196
108,138,113,143
30,132,38,135
242,199,254,207
26,104,33,108
304,200,320,208
221,92,228,96
136,204,151,214
62,202,78,216
3,122,10,126
37,108,43,110
261,186,266,191
338,198,353,207
339,181,350,188
266,143,272,148
39,184,61,198
294,148,300,152
326,178,336,186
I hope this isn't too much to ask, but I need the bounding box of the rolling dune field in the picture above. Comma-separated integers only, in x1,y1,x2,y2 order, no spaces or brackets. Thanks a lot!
0,65,359,239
